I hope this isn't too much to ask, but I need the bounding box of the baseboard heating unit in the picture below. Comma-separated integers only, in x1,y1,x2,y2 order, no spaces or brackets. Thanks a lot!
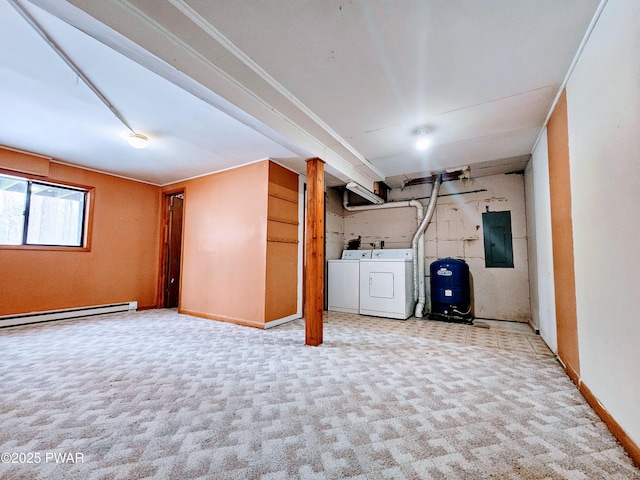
0,302,138,329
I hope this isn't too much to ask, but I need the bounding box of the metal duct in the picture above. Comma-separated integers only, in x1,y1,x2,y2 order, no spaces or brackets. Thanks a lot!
411,174,442,318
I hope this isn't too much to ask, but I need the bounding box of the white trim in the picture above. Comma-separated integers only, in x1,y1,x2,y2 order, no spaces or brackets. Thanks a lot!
51,159,160,186
264,313,300,329
0,302,138,328
53,156,287,189
531,0,609,153
0,144,52,160
161,157,272,186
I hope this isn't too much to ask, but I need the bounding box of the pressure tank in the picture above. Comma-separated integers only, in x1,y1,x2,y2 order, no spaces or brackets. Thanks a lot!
429,258,472,322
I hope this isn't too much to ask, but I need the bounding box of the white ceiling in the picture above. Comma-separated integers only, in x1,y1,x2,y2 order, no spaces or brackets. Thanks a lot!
1,0,602,189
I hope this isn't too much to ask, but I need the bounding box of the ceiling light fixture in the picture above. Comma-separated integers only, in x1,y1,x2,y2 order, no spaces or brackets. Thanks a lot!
415,127,432,151
346,181,384,204
128,133,149,149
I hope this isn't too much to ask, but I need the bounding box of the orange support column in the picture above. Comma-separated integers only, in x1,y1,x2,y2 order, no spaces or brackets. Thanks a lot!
305,157,325,346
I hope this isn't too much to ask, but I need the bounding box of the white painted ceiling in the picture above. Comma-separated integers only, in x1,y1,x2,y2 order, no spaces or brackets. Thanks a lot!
1,0,602,189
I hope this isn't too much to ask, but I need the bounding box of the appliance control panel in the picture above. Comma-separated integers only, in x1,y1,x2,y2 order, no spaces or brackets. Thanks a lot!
341,250,373,259
371,249,413,260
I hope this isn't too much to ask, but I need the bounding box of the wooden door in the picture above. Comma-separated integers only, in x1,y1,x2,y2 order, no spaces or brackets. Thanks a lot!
165,193,183,308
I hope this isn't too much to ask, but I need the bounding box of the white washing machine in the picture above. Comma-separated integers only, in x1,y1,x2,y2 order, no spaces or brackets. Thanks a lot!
359,249,415,320
327,250,372,313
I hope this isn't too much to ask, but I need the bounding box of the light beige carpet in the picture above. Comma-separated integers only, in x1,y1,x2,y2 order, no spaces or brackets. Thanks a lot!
1,309,638,479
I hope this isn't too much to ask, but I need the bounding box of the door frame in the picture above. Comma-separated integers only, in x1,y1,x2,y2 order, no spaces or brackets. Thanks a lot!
157,188,185,309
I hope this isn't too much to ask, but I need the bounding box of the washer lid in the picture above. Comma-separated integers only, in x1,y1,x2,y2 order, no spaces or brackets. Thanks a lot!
341,250,373,259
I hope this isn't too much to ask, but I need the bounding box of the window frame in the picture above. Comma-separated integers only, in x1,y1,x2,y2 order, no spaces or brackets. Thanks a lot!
0,169,94,252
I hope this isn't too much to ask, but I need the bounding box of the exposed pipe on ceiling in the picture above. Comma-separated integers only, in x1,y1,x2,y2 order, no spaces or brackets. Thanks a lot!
342,191,423,216
8,0,137,135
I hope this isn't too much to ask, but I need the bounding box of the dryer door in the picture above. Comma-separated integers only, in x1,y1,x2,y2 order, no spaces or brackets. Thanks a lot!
368,272,394,298
359,260,412,319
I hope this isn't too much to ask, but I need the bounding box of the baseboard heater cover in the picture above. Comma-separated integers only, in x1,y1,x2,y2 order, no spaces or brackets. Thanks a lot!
0,302,138,328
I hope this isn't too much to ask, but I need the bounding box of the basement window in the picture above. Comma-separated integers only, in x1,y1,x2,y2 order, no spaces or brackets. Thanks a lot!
0,173,90,249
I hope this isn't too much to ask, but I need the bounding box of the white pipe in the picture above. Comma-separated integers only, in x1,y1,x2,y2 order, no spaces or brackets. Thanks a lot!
417,232,425,304
343,191,423,215
343,191,425,304
411,175,442,318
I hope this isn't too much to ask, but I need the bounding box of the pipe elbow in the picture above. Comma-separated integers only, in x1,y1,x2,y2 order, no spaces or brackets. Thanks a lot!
408,199,424,218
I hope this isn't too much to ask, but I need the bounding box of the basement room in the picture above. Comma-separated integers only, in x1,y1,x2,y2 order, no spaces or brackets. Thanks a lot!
1,0,639,478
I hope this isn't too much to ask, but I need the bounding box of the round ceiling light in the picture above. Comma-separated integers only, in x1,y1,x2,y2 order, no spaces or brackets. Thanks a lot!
415,136,432,151
128,133,149,149
415,128,431,151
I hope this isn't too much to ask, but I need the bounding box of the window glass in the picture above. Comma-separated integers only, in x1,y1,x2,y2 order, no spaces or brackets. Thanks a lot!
0,173,88,248
0,175,27,245
27,183,85,246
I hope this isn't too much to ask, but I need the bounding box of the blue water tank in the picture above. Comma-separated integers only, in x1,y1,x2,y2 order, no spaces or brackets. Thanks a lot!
430,258,472,322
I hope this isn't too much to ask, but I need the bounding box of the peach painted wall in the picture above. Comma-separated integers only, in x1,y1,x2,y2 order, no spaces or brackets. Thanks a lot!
0,161,161,315
165,161,270,327
164,160,300,328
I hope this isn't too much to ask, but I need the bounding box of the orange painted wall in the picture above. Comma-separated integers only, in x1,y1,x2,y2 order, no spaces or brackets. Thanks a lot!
0,147,50,177
164,161,270,327
547,90,580,379
0,162,161,315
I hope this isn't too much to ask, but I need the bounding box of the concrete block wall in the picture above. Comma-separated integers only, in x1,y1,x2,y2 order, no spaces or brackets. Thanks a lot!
340,172,531,322
344,203,418,250
325,187,345,261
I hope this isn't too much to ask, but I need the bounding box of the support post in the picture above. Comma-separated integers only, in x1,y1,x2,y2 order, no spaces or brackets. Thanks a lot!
305,157,325,346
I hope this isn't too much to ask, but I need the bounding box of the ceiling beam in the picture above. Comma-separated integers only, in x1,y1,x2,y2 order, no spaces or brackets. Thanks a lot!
30,0,383,190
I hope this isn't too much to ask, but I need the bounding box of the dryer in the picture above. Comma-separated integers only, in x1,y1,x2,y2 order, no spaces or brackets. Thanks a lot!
359,249,415,320
327,250,372,313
